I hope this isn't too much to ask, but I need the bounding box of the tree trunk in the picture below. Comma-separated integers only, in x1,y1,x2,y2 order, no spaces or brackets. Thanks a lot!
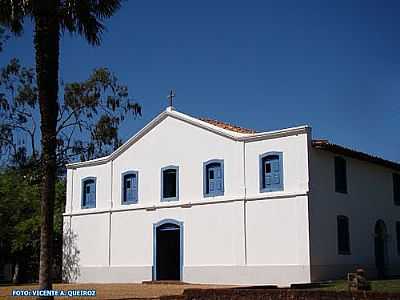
33,1,60,298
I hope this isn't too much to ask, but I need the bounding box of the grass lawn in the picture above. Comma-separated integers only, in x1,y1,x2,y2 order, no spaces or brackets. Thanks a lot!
314,279,400,293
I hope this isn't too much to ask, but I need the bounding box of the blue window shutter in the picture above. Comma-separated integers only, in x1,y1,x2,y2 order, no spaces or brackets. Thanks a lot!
132,175,137,202
271,158,280,185
264,160,272,188
90,180,96,207
83,184,87,207
82,178,96,208
208,167,215,193
122,172,139,204
215,165,223,192
87,182,92,206
260,152,283,192
125,176,131,202
204,160,224,197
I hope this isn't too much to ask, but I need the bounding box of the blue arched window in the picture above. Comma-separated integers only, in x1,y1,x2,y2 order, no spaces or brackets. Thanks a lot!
122,171,138,204
161,166,179,201
259,152,283,192
203,159,224,197
82,177,96,208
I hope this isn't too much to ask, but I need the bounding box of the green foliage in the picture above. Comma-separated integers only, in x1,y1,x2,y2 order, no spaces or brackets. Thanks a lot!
0,60,141,167
60,67,141,162
0,0,121,45
0,169,65,282
0,26,9,52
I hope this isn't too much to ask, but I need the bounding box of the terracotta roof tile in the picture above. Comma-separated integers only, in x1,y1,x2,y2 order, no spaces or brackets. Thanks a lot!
199,118,257,134
312,139,400,171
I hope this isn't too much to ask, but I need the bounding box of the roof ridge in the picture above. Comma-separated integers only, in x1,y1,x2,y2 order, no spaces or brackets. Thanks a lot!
198,117,257,134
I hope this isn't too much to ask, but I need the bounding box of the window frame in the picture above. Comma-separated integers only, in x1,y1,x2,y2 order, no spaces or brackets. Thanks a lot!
161,165,179,202
121,170,139,205
393,173,400,206
203,159,224,197
259,151,284,193
334,156,348,194
81,176,97,209
337,215,351,255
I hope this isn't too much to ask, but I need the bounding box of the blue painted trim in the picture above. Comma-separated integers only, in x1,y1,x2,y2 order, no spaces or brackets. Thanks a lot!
121,170,139,205
259,151,284,193
160,165,179,202
81,176,97,209
152,218,184,281
203,159,224,197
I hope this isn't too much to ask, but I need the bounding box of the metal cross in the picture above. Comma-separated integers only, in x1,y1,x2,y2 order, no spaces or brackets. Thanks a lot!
167,89,176,107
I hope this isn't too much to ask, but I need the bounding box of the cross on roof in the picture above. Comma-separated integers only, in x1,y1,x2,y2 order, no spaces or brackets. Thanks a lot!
167,89,176,107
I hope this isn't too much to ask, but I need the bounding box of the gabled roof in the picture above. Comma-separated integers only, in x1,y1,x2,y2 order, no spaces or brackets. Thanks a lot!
66,107,309,169
312,139,400,171
199,118,257,134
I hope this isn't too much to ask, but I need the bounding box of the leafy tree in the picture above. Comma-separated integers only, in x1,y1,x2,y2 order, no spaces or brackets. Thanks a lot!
0,0,123,293
0,170,65,283
0,60,140,283
0,59,141,169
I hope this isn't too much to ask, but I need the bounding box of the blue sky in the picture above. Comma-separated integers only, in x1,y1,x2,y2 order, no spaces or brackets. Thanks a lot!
1,0,399,161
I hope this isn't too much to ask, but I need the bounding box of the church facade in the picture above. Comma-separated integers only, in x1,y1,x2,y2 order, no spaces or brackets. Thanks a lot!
63,107,400,286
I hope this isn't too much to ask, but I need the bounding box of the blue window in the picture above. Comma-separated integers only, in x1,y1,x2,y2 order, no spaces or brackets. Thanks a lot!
393,173,400,206
335,156,347,193
337,215,351,255
122,171,138,204
259,152,283,192
82,177,96,208
203,159,224,197
396,221,400,255
161,166,179,201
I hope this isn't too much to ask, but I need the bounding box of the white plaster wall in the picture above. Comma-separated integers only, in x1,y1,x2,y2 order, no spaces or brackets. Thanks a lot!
63,115,312,285
246,195,310,268
111,116,244,208
244,133,310,198
110,201,245,268
69,213,109,267
65,169,73,214
309,148,400,280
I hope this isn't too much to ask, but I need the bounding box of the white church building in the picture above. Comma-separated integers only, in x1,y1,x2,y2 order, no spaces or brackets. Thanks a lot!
63,106,400,286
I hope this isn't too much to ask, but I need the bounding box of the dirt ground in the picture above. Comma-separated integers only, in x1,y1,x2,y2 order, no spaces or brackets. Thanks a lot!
0,282,231,299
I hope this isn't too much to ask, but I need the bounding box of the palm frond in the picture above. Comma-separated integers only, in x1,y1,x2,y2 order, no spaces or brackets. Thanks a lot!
60,0,121,46
0,0,33,35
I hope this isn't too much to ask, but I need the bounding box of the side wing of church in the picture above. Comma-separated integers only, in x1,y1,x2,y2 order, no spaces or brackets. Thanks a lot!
63,107,400,286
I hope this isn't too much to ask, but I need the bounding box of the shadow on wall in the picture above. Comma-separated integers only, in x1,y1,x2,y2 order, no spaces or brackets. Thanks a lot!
62,226,80,283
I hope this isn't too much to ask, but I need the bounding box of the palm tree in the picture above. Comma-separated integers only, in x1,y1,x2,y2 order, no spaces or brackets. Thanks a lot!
0,0,121,295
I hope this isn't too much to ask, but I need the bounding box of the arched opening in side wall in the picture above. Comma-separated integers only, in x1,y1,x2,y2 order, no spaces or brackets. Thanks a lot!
153,219,183,281
374,219,388,278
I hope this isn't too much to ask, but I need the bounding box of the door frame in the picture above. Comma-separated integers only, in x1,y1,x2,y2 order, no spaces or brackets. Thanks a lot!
152,219,184,281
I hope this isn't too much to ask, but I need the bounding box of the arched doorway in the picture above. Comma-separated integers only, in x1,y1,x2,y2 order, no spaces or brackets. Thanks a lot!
374,220,388,278
153,219,183,281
